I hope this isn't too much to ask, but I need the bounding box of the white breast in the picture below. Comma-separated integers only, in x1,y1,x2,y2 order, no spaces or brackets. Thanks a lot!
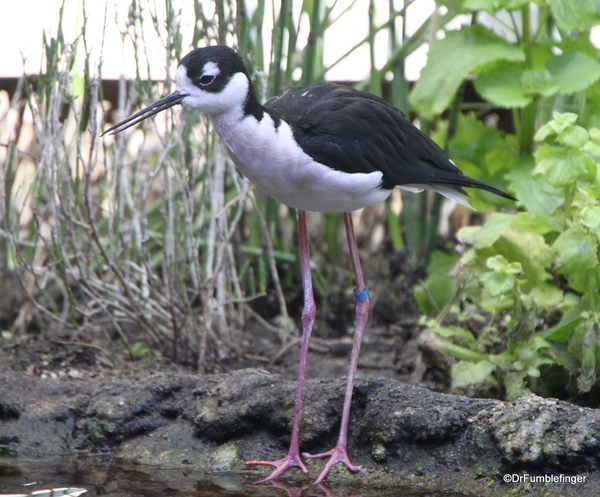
211,111,391,213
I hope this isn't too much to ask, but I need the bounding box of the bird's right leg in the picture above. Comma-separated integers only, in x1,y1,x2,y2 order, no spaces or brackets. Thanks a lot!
246,210,313,481
302,212,366,483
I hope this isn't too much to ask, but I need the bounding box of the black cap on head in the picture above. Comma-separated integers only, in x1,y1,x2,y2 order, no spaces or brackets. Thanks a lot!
179,45,251,93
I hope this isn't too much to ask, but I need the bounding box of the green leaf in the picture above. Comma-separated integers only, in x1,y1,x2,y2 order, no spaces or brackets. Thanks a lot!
486,254,523,274
562,266,600,295
474,61,533,108
452,360,496,388
481,268,518,297
410,25,526,118
551,228,599,274
535,112,579,141
432,335,489,362
543,318,579,343
547,51,600,95
458,226,481,246
131,342,151,358
542,293,592,342
509,212,554,235
484,139,519,175
413,250,460,315
472,213,515,249
527,284,564,310
463,0,501,11
492,228,553,289
584,128,600,155
557,125,590,149
433,325,478,346
581,206,600,230
500,0,530,8
590,128,600,143
521,68,559,97
573,189,600,232
557,34,600,59
533,145,596,188
547,0,600,32
505,158,563,218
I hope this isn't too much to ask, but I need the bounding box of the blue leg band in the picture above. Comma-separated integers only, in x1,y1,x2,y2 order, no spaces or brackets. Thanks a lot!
353,287,370,302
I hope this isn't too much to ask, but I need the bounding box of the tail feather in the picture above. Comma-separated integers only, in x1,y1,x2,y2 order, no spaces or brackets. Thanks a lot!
427,170,517,202
400,184,473,208
400,176,517,209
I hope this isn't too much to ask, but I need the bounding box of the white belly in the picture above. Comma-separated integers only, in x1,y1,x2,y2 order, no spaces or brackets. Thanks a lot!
212,112,391,213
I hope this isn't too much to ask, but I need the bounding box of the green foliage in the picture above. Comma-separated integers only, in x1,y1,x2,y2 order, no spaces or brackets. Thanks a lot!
414,251,459,315
420,112,600,401
438,113,517,209
410,25,526,119
546,0,600,32
414,0,600,156
410,0,600,402
131,342,152,358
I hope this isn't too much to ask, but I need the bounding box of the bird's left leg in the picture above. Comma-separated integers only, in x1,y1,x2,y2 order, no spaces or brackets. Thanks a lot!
303,212,367,483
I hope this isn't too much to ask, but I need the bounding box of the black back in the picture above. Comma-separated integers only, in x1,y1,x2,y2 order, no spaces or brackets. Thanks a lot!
265,83,515,199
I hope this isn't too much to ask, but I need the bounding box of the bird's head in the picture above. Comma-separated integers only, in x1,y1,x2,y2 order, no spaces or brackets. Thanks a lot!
102,45,252,136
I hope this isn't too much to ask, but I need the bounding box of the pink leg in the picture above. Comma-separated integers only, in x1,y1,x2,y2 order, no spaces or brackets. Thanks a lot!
247,210,314,480
303,212,368,483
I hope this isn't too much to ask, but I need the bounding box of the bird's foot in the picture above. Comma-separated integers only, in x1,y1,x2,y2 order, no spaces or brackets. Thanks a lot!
246,452,309,482
303,446,362,484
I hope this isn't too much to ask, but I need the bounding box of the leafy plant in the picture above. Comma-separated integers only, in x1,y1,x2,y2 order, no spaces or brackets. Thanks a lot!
421,112,600,401
410,0,600,401
412,0,600,151
403,0,600,266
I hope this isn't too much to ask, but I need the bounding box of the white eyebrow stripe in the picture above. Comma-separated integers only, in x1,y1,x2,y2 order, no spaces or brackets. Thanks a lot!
202,61,220,76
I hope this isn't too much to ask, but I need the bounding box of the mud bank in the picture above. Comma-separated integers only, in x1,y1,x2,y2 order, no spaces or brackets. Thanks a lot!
1,369,599,496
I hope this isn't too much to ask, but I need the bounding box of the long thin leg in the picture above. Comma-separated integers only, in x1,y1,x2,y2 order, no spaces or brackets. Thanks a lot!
247,210,314,480
303,212,368,483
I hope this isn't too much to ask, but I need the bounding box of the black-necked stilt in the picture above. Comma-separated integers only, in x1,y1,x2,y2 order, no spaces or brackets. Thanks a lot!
103,45,516,483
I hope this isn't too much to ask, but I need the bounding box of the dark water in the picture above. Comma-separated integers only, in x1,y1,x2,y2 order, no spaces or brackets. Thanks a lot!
0,455,471,497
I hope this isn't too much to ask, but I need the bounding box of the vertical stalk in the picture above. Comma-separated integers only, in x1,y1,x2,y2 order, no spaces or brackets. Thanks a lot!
368,0,381,97
386,0,408,249
301,0,324,84
236,0,251,55
515,4,538,155
518,98,539,155
269,0,290,97
389,0,408,114
214,0,227,44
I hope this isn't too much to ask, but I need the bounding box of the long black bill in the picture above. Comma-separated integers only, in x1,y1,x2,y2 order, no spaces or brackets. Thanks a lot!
101,92,187,136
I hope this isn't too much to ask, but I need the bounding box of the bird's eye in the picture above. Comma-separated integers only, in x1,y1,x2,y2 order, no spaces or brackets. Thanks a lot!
198,74,215,86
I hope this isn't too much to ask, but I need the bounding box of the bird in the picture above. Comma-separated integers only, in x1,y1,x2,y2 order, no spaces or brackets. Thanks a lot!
102,45,516,483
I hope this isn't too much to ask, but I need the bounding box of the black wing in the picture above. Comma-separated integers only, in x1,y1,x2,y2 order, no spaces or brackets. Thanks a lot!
265,83,515,200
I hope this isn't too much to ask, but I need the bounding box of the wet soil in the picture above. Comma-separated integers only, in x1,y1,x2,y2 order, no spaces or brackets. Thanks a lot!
2,359,600,495
1,251,600,496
